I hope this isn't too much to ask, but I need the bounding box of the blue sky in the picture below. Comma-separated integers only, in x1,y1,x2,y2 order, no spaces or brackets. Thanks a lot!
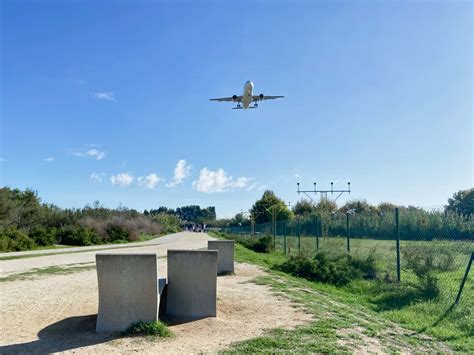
1,0,472,217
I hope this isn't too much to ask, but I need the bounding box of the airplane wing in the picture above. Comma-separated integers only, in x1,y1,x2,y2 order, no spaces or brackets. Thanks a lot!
209,96,242,102
252,95,284,101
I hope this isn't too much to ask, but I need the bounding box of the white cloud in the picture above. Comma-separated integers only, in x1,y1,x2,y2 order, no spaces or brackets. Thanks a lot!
246,183,257,191
44,157,55,162
90,172,106,182
258,185,267,191
294,173,301,179
74,148,105,160
93,92,117,102
233,176,252,188
138,173,162,189
193,168,253,193
110,173,134,187
166,159,191,187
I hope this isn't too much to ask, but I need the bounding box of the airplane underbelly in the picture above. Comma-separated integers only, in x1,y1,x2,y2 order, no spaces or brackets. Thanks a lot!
243,88,253,109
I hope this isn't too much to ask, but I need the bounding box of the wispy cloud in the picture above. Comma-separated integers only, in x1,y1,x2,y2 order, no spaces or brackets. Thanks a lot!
90,172,106,182
258,185,267,191
44,157,55,162
166,159,191,187
92,92,117,102
110,173,134,187
75,79,87,85
192,168,253,193
74,148,105,160
138,173,162,189
0,158,7,163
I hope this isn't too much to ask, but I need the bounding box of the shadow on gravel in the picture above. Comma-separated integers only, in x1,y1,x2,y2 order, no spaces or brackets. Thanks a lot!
0,314,118,354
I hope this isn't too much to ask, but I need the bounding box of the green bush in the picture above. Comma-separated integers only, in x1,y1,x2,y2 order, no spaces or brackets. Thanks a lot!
124,320,172,337
0,227,36,252
403,248,440,298
275,252,378,286
229,234,274,253
56,226,100,246
106,224,129,242
29,227,57,246
153,213,181,234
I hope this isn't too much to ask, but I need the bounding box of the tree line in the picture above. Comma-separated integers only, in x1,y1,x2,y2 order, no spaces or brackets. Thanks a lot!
0,187,217,252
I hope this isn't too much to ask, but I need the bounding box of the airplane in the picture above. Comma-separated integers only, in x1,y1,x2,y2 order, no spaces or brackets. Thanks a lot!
210,81,284,109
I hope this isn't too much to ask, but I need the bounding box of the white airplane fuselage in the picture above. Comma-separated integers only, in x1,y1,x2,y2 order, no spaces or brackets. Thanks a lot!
241,81,254,109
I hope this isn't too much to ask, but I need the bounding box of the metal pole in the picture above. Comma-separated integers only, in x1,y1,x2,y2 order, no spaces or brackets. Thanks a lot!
316,216,319,251
346,212,350,253
297,217,301,252
455,252,473,305
284,220,287,255
273,209,276,250
396,207,401,282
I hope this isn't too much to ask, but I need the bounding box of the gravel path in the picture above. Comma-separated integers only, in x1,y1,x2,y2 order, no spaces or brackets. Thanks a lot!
0,232,210,277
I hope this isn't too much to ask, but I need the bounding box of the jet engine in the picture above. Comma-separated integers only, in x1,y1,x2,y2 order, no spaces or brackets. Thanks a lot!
259,93,264,99
232,95,238,100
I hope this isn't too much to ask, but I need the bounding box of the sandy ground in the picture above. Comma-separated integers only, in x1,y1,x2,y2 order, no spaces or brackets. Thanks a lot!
0,233,312,354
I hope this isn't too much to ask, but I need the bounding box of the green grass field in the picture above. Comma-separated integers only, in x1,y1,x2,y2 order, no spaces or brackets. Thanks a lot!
214,232,473,352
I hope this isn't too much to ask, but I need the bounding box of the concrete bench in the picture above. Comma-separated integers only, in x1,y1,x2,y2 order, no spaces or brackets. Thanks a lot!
166,249,217,321
95,253,162,332
208,240,235,275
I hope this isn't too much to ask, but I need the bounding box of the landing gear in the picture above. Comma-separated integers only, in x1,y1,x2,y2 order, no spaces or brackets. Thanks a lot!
253,102,259,108
236,103,242,109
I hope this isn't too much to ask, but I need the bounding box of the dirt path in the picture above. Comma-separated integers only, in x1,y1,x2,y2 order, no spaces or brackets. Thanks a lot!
0,232,313,353
0,262,312,354
0,232,209,277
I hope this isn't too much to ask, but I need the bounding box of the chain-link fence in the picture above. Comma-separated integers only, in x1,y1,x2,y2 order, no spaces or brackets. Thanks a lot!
221,207,473,305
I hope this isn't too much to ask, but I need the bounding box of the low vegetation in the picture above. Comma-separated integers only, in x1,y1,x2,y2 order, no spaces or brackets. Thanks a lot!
211,231,473,352
218,232,274,253
124,320,172,338
275,252,377,286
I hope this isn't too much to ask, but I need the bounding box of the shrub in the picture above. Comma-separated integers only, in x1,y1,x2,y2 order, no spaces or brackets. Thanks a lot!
79,215,163,243
403,248,440,298
0,227,36,252
153,213,181,234
106,224,129,242
56,226,100,246
29,227,58,246
124,320,172,337
229,234,274,253
275,252,378,286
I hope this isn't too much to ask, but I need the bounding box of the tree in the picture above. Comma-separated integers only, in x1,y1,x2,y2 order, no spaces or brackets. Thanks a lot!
231,212,251,226
314,199,338,215
446,188,474,217
339,200,375,214
292,199,316,216
250,190,292,224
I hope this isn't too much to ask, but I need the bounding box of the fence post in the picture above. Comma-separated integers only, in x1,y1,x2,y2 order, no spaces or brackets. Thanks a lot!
316,216,320,251
297,217,301,253
396,207,401,282
455,252,473,305
346,212,351,253
284,221,287,255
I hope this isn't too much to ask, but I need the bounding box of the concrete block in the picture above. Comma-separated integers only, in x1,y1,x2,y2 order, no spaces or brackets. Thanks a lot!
95,253,159,332
166,249,217,321
208,240,235,274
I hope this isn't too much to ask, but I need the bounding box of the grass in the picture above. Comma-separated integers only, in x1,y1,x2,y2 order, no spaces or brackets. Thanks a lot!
124,320,173,338
211,232,473,352
0,263,97,282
